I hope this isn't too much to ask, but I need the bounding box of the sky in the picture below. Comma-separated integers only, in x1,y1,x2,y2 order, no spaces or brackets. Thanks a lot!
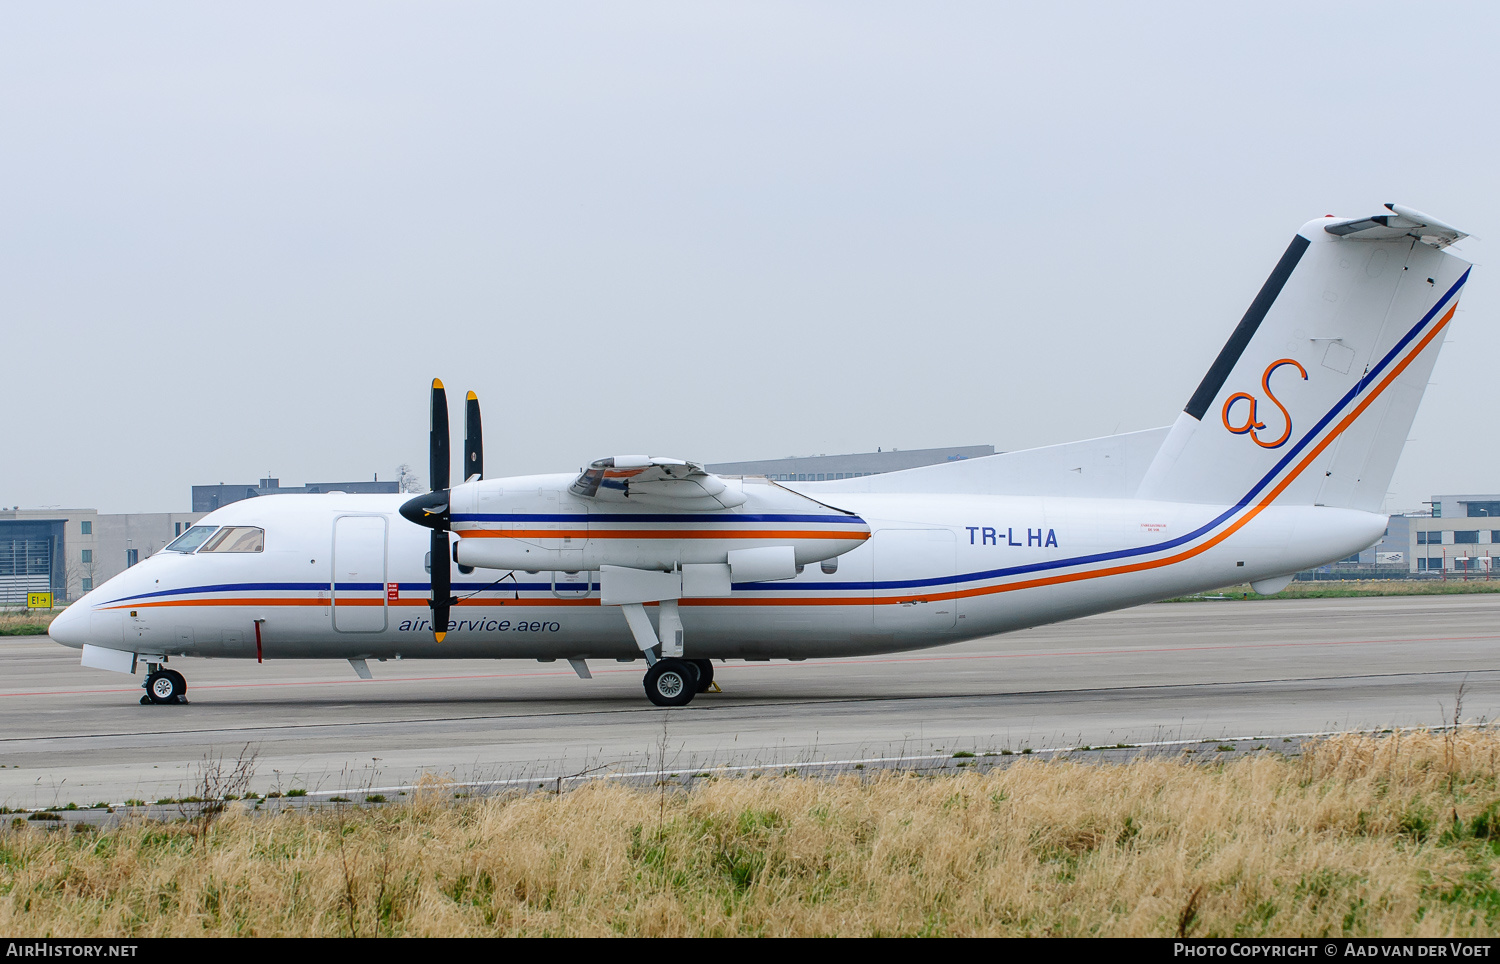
2,3,1496,514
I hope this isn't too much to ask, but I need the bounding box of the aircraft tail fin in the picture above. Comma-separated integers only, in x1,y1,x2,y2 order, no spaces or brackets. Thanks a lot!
1135,205,1471,511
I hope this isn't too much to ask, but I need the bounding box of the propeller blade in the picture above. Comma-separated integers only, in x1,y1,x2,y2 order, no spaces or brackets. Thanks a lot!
431,529,451,642
430,378,450,493
464,391,483,482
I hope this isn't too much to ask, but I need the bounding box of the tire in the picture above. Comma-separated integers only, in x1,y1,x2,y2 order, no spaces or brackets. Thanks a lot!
145,671,184,705
690,659,715,693
164,669,187,697
643,658,697,707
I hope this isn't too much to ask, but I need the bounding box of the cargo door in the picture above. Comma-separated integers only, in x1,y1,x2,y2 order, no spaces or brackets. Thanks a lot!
333,515,388,633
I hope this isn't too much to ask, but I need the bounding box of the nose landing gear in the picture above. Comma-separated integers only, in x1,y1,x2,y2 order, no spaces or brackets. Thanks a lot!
141,667,187,705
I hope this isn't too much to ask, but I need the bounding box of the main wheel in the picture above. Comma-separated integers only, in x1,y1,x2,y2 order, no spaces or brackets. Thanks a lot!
643,658,697,707
690,659,715,693
145,671,184,705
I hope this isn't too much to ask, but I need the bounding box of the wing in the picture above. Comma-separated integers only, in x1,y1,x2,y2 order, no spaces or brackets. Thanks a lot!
569,456,748,510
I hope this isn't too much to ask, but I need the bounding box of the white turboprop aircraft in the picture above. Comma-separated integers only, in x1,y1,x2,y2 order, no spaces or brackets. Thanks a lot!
50,205,1472,707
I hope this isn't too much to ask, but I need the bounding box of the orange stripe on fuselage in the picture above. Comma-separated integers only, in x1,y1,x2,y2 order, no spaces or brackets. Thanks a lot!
101,596,604,611
461,529,868,541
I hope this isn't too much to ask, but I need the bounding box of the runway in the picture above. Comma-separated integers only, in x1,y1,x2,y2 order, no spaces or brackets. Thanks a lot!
3,593,1499,808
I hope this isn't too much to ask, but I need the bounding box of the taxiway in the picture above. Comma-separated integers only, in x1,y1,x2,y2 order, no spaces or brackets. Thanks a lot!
2,594,1497,807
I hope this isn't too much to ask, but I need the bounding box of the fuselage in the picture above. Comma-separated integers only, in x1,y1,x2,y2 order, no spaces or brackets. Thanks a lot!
48,485,1383,662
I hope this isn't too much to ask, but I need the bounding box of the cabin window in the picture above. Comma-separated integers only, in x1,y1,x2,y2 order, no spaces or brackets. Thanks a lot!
164,526,219,553
199,526,265,553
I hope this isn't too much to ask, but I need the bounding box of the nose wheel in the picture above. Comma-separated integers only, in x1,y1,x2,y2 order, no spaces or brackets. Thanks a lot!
643,658,699,707
142,668,187,705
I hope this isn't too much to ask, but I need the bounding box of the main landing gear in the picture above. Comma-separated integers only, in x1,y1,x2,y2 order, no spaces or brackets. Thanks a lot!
141,665,187,705
642,658,717,707
618,600,721,707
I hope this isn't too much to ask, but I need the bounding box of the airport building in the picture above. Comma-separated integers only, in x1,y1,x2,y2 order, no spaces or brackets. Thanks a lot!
0,508,202,606
1400,494,1500,574
707,445,995,481
192,477,400,512
3,475,403,606
1347,494,1500,574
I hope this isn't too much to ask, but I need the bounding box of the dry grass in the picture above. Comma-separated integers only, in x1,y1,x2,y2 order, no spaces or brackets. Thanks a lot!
5,731,1500,936
0,610,59,636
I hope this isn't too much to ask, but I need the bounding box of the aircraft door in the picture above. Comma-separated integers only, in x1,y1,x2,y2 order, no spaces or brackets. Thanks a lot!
872,529,958,635
332,515,388,633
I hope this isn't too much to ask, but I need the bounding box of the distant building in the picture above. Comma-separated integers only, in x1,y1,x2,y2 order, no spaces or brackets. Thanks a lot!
2,473,402,606
1,508,201,605
1341,494,1500,575
192,477,399,512
707,445,995,482
1403,494,1500,574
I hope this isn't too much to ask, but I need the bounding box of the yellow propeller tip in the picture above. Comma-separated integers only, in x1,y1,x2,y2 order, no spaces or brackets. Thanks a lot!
432,378,444,390
434,631,446,643
466,391,477,401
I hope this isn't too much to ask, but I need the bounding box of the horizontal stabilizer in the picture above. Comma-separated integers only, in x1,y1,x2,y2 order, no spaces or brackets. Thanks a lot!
1325,203,1467,248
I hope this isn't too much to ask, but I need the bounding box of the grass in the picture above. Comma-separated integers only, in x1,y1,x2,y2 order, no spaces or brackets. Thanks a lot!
1165,579,1500,602
5,730,1500,936
0,610,61,637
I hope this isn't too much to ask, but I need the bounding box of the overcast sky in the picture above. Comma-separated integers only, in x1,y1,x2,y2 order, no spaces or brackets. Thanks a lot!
3,3,1495,514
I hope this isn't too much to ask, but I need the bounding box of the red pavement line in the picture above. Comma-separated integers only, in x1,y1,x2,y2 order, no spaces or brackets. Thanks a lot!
4,632,1496,699
0,668,611,698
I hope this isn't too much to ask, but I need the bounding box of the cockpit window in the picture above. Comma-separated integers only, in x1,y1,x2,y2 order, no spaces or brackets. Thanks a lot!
164,526,219,553
198,526,265,553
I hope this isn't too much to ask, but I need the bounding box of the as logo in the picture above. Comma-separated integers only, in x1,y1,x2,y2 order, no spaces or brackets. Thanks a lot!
1221,358,1307,449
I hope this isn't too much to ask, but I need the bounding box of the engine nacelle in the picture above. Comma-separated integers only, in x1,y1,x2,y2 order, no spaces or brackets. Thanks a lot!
449,473,870,574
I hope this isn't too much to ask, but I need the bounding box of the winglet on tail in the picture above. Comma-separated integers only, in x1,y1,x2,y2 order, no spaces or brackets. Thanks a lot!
1136,207,1471,511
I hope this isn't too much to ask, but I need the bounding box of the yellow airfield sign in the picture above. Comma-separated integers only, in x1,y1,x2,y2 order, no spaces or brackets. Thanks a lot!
27,592,53,610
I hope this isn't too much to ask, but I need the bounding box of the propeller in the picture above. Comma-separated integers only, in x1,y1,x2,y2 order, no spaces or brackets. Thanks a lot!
399,378,481,643
464,391,483,482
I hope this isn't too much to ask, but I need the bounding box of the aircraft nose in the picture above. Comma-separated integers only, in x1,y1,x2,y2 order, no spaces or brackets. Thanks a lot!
47,604,89,649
